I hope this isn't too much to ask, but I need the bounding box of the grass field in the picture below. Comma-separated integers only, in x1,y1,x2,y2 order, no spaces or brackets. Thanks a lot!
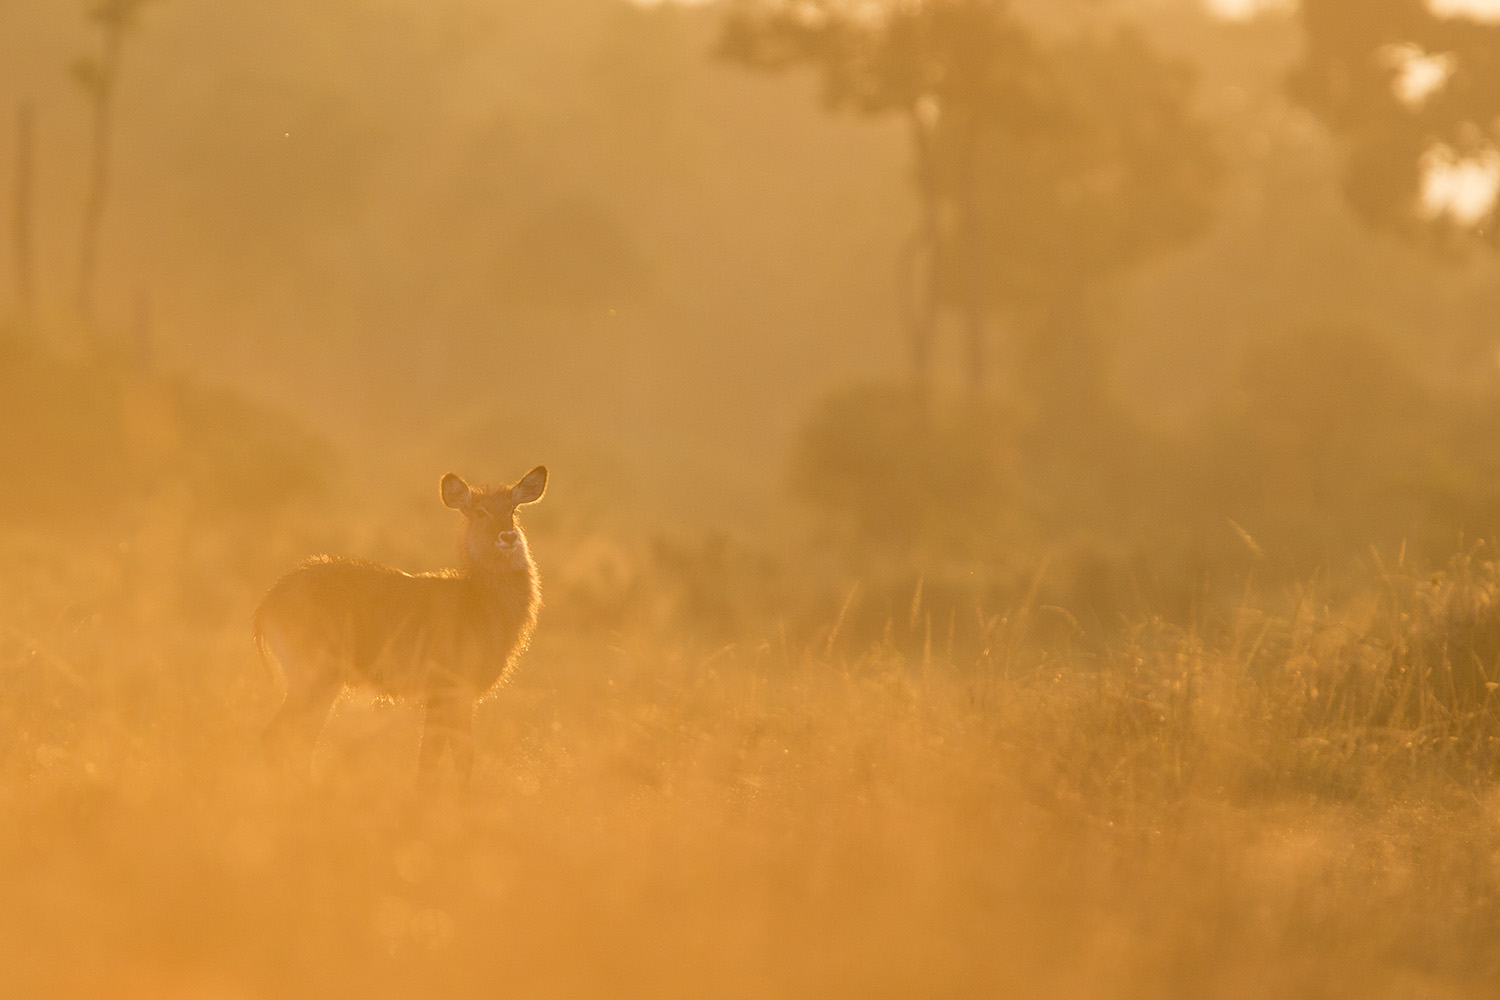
4,500,1500,1000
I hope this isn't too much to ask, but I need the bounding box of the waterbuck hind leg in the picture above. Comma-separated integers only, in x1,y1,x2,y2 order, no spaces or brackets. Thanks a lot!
415,711,449,781
418,692,476,785
263,671,343,776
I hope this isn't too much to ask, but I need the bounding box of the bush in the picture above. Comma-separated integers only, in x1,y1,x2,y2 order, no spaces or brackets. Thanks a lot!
0,349,330,523
790,382,1016,552
1196,326,1500,566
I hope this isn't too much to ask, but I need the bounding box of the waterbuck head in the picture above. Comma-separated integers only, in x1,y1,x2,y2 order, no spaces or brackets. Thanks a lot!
440,466,548,571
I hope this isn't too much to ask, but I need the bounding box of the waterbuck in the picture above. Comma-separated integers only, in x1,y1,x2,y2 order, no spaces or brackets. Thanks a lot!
254,466,547,782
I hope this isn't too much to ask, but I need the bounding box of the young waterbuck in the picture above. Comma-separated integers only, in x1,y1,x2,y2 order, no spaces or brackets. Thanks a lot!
254,466,547,782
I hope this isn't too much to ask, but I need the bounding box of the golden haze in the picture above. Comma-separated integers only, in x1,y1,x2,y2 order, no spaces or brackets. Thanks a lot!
4,1,1500,997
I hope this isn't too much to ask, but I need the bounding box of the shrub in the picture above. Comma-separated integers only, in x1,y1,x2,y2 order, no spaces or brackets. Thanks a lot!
0,349,329,523
790,382,1016,552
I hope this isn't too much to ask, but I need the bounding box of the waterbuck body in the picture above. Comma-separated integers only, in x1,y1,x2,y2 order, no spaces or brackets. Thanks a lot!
254,466,547,782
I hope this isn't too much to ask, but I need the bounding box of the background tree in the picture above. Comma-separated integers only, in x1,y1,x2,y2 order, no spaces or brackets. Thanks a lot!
721,0,1048,401
979,27,1219,412
10,102,36,343
73,0,154,343
720,0,1219,410
1291,0,1500,248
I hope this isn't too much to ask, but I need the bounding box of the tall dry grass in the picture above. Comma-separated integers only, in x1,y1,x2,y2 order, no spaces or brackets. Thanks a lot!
3,504,1500,999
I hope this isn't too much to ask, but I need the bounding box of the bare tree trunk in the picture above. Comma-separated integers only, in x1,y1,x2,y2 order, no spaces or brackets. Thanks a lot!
77,25,125,346
131,286,151,368
900,105,942,415
12,101,35,338
897,232,934,402
957,113,985,399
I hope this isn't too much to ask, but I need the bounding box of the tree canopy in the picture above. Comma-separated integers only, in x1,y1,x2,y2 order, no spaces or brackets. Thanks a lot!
1291,0,1500,248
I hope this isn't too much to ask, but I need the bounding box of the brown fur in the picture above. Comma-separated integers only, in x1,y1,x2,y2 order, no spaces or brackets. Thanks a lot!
254,466,547,782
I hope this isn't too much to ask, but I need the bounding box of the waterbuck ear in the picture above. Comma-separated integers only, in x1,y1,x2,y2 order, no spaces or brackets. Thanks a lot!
440,473,473,511
512,465,548,505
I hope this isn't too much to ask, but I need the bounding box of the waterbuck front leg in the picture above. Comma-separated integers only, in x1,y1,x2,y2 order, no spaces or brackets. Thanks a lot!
418,690,476,785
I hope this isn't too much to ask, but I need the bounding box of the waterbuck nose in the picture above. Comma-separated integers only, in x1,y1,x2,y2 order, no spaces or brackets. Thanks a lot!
499,530,518,545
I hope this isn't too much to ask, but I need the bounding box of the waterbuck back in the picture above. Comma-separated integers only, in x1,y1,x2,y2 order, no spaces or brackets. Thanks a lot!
254,466,547,782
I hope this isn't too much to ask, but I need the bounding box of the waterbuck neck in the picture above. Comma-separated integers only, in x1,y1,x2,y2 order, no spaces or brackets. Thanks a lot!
458,534,535,584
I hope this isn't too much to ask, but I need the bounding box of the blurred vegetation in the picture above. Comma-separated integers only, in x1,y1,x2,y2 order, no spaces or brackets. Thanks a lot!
1194,326,1500,563
790,382,1015,549
782,323,1500,649
0,345,329,522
